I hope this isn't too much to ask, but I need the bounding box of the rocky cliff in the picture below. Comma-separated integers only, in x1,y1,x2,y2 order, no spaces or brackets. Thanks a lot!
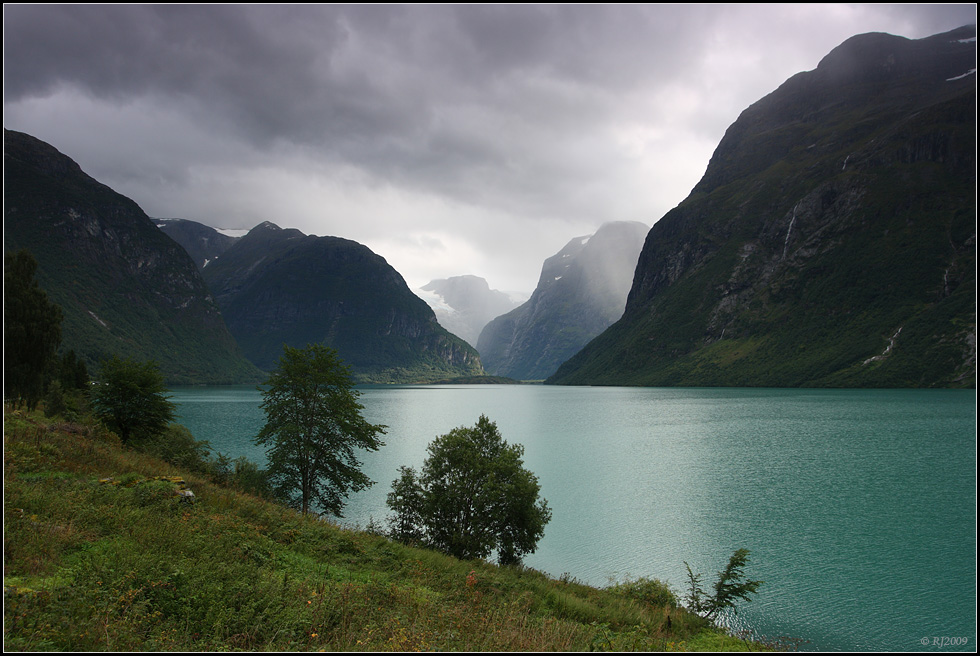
478,221,648,380
549,27,976,388
3,129,263,384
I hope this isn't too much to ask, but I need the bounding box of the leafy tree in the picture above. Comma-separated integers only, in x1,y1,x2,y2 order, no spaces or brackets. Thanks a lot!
386,415,552,565
4,249,63,410
58,349,90,391
684,548,763,619
139,423,213,473
255,344,386,517
91,356,176,443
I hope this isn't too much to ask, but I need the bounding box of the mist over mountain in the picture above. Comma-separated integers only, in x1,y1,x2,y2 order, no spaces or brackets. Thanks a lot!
3,128,262,384
200,222,484,383
477,221,648,380
415,275,525,348
550,26,976,388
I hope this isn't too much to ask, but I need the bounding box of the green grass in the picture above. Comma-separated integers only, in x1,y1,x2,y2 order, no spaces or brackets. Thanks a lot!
4,406,771,652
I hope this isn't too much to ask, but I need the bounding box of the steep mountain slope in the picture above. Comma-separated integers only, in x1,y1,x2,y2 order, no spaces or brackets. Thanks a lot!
201,222,484,382
155,218,240,270
416,275,525,348
550,27,976,388
477,221,648,380
3,129,263,385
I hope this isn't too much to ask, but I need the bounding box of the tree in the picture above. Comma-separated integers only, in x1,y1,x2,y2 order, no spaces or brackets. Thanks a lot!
386,415,551,565
255,344,386,517
4,249,63,410
684,548,764,620
91,356,176,443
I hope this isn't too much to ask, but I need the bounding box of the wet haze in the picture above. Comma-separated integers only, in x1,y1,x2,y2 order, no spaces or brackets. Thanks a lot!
3,4,974,293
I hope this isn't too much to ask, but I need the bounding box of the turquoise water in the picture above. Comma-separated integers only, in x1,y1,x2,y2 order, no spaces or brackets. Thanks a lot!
170,385,977,652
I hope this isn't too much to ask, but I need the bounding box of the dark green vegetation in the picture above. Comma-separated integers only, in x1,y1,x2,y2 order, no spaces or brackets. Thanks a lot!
256,344,387,517
386,415,551,566
685,549,764,621
3,129,263,385
4,406,770,652
4,250,63,411
200,221,485,384
90,357,177,445
425,375,525,385
478,221,648,381
550,27,976,388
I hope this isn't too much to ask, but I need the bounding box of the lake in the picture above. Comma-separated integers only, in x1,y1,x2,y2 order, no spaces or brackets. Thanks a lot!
170,384,976,652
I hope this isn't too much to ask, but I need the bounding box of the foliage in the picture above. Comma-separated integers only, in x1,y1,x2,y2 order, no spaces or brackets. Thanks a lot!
255,344,387,516
57,350,90,391
684,549,763,620
137,423,213,474
90,356,176,444
3,406,769,652
609,576,679,609
4,249,64,410
386,415,552,565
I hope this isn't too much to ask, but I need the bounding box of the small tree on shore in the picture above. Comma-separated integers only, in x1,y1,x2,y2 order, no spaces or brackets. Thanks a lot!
684,548,763,620
386,415,551,565
255,344,386,517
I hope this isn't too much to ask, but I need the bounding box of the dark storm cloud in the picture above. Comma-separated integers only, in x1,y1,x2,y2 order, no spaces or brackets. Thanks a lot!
4,4,975,291
3,5,706,210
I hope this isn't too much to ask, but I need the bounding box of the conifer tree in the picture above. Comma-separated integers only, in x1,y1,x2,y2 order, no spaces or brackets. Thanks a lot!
4,249,63,410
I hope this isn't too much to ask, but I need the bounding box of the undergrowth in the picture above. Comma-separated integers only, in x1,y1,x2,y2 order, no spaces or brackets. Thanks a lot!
3,405,770,651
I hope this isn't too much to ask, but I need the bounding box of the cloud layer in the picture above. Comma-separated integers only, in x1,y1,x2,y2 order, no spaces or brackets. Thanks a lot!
4,4,975,291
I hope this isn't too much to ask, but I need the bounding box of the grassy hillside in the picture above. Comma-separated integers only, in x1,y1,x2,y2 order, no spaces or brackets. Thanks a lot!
4,406,771,652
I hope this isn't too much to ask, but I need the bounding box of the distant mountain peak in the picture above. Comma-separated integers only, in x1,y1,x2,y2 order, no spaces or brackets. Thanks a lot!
417,275,523,348
477,220,648,381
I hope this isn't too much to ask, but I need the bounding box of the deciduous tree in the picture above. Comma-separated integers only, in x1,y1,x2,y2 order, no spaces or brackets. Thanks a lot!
90,356,176,443
386,415,551,565
255,344,386,516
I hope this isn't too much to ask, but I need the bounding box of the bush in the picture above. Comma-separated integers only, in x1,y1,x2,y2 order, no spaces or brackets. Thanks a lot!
136,423,212,474
386,415,551,565
610,576,678,609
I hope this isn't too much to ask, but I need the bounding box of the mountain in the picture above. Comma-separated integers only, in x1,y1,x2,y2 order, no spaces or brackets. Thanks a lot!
415,275,525,348
477,221,649,380
549,27,976,388
155,218,240,270
200,221,485,383
3,129,263,384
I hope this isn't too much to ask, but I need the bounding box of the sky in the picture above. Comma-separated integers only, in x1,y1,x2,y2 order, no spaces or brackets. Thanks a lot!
4,4,976,294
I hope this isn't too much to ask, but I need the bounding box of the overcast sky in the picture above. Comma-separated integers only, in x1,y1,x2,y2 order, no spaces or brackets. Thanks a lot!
4,4,975,293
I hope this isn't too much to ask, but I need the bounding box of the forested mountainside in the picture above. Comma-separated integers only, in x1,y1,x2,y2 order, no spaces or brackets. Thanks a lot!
550,27,976,388
3,129,262,384
201,221,485,383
